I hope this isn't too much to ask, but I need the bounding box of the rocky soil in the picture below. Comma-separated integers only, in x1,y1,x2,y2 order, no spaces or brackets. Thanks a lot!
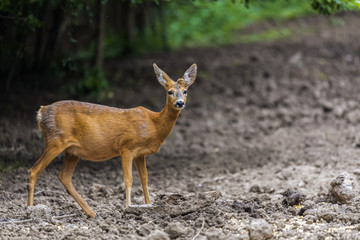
1,12,360,239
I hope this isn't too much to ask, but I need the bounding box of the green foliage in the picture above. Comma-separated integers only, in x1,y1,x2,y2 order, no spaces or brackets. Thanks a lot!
1,0,359,99
311,0,360,14
66,67,109,99
0,0,42,70
160,0,360,48
0,0,41,30
82,68,108,94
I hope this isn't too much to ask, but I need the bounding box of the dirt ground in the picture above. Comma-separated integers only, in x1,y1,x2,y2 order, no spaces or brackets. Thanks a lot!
1,12,360,239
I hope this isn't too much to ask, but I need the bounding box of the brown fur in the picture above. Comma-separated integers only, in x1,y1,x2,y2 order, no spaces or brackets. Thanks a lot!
27,63,197,218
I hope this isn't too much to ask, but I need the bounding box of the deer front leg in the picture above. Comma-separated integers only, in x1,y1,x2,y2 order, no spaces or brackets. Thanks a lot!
121,151,134,207
134,155,150,204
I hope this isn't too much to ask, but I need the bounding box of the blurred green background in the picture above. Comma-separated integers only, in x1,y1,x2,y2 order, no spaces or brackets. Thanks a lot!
0,0,359,98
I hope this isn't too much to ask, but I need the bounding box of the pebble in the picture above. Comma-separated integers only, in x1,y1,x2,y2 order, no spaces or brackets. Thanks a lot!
346,110,360,124
303,215,316,224
64,224,77,230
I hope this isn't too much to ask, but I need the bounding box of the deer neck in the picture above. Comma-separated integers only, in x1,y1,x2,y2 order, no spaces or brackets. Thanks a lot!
156,103,181,139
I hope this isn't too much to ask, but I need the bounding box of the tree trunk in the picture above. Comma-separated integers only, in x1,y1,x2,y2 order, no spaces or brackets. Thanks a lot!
33,0,51,71
41,1,67,71
93,0,106,69
121,0,133,56
33,0,68,73
158,3,169,51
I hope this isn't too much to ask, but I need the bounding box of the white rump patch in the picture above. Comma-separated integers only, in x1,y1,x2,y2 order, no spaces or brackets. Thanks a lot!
36,107,43,121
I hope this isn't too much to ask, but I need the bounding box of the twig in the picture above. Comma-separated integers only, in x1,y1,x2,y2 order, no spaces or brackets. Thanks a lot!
192,218,205,240
52,213,77,220
0,219,32,225
0,214,77,225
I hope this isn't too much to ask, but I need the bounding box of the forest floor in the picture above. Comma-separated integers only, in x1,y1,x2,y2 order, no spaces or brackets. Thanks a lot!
1,12,360,240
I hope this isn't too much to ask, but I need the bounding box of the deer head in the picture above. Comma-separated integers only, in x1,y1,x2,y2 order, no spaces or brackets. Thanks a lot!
153,63,197,110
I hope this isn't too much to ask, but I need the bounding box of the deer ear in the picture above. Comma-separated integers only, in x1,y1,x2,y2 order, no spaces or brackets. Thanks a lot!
183,64,197,87
153,63,170,87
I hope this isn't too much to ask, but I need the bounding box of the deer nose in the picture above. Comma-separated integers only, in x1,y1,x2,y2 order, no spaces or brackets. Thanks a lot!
175,100,185,108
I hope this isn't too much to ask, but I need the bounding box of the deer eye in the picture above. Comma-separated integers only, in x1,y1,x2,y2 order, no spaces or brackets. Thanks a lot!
168,90,174,95
183,90,188,95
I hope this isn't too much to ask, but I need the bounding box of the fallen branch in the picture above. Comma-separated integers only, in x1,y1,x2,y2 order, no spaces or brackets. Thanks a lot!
192,218,205,240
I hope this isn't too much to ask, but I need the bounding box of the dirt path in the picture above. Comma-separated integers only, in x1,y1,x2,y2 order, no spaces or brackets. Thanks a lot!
1,12,360,239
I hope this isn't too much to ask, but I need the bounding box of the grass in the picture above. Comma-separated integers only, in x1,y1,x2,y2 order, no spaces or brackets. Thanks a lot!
0,158,25,172
239,28,293,43
165,0,314,48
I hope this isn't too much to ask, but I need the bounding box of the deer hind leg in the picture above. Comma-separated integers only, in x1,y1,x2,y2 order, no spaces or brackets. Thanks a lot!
58,152,96,218
28,143,65,207
121,150,134,207
134,155,150,204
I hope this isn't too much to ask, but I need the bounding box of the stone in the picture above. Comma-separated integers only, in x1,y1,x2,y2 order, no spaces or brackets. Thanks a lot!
249,185,261,193
318,211,335,222
346,110,360,124
64,224,78,230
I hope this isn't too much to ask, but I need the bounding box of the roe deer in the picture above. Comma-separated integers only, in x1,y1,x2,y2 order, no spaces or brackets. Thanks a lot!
27,63,197,218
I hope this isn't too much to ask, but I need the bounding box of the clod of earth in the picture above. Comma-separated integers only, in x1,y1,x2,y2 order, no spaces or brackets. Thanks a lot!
26,204,52,222
316,205,337,223
303,203,340,223
233,200,258,218
298,200,314,216
248,218,273,240
329,172,356,203
88,183,114,200
164,222,190,239
125,191,221,217
281,189,306,207
145,229,170,240
204,226,224,240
